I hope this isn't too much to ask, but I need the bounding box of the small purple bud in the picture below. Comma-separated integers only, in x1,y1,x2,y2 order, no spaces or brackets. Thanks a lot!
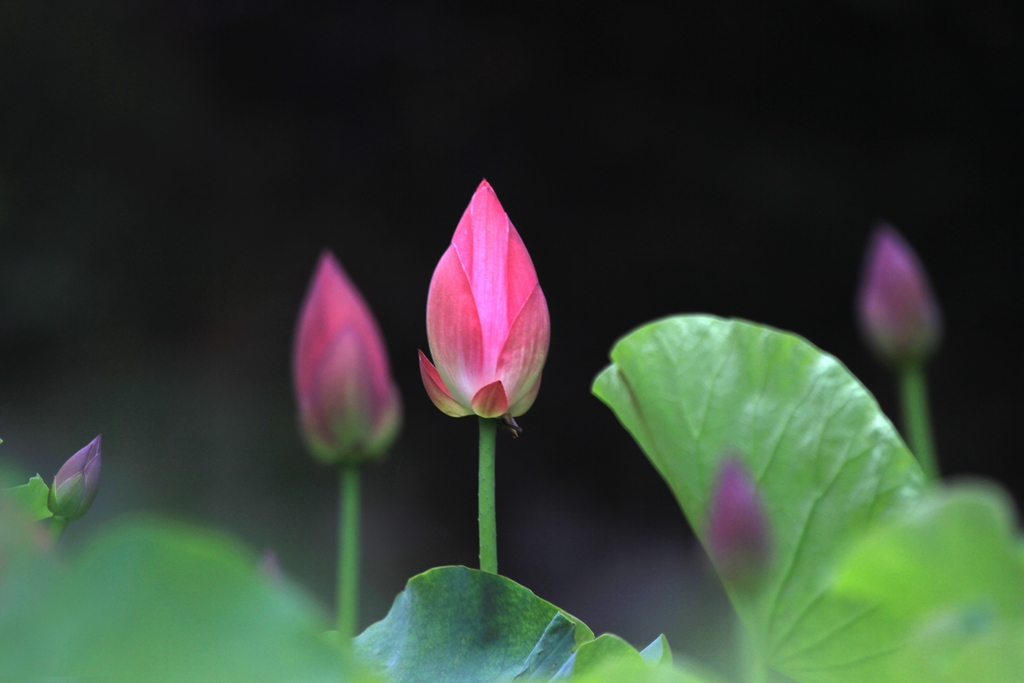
857,224,942,365
47,435,102,521
706,456,771,584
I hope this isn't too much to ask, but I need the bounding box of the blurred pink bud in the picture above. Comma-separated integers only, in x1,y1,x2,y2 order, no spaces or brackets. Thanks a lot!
293,251,402,465
48,435,102,521
706,457,771,584
857,224,942,364
260,549,283,582
419,180,550,420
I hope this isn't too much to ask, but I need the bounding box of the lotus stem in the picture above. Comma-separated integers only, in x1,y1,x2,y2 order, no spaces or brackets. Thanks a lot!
478,417,498,574
48,515,69,544
337,464,361,644
898,362,939,481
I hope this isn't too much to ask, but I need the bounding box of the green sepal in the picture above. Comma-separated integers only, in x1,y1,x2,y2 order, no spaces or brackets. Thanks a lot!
5,474,53,521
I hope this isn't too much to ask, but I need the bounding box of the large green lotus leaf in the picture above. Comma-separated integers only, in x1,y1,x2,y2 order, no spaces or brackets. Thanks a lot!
355,565,676,682
0,515,354,682
355,565,597,682
827,485,1024,682
592,315,925,679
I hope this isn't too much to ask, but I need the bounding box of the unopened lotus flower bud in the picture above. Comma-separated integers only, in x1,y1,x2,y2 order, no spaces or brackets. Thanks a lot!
293,251,402,465
47,435,102,521
260,549,283,582
419,180,550,421
706,456,771,584
857,224,942,365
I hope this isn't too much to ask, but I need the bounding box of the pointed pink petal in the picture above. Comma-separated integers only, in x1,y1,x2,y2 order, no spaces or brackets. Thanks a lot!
508,373,542,417
419,350,473,417
504,222,540,327
294,251,391,404
496,283,550,412
451,180,516,369
367,389,404,452
426,245,485,404
471,380,509,418
306,328,374,447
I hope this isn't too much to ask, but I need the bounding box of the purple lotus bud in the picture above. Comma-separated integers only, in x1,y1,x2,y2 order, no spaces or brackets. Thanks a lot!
857,224,942,365
47,435,102,521
706,456,771,584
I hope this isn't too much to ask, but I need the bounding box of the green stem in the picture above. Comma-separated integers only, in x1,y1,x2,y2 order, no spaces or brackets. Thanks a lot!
49,516,69,544
898,362,939,481
739,618,768,683
478,417,498,574
337,465,361,646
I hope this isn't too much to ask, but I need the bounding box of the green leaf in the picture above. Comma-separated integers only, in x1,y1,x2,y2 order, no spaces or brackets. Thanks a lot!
639,634,672,666
0,515,354,682
4,473,53,520
355,566,595,682
563,634,644,678
828,484,1024,682
571,658,720,683
592,315,925,679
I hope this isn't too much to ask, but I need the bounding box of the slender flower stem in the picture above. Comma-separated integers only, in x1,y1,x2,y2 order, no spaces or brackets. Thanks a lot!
478,417,498,574
898,362,939,481
49,516,69,544
739,619,768,683
337,464,361,645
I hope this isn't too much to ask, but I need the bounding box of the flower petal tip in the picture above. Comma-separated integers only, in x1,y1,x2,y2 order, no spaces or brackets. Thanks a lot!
419,350,473,417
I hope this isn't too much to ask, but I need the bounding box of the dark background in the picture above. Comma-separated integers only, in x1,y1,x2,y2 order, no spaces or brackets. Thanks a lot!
1,0,1021,676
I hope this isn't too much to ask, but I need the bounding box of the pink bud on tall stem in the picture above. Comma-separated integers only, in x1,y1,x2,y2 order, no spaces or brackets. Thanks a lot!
857,224,942,366
293,251,402,465
857,224,942,480
419,180,550,420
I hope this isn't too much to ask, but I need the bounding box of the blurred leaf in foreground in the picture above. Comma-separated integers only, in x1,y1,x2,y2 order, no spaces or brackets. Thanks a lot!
831,484,1024,683
0,510,358,682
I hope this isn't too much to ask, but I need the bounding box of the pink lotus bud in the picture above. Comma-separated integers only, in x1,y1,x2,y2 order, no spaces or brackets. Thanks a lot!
419,180,550,420
260,549,283,582
293,251,402,465
706,457,771,584
857,224,942,364
47,435,102,521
